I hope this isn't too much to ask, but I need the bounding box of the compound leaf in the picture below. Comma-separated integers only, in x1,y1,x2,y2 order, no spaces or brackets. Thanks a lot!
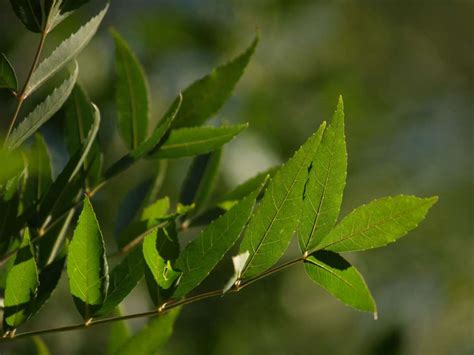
173,181,265,299
168,36,258,129
299,96,347,251
150,124,247,160
239,122,326,279
6,62,78,151
26,5,108,97
316,195,438,252
304,251,376,315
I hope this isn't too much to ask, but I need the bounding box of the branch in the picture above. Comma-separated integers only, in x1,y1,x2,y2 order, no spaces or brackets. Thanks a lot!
0,255,305,342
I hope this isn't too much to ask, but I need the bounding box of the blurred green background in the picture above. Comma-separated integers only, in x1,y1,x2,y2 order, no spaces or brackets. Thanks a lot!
1,0,473,354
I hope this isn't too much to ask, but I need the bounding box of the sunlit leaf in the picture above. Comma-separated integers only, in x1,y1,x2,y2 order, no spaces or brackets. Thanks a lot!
173,181,265,298
223,251,249,293
111,29,150,150
67,196,108,319
0,53,18,91
299,96,347,251
316,195,438,252
26,5,108,97
239,122,326,279
6,62,78,151
304,251,376,315
150,124,248,160
3,229,38,329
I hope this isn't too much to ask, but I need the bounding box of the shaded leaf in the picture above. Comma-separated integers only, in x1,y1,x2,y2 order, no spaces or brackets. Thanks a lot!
9,0,43,32
31,256,66,317
304,251,376,314
239,122,326,279
23,134,53,211
67,196,108,319
97,248,145,317
111,29,150,150
32,336,51,355
169,36,258,129
26,5,108,96
63,84,102,186
61,0,90,13
143,223,180,290
316,195,438,252
173,181,265,299
106,307,130,355
180,149,221,216
3,229,38,329
104,97,181,180
6,62,78,151
150,124,248,160
299,96,347,251
0,53,18,91
115,308,181,355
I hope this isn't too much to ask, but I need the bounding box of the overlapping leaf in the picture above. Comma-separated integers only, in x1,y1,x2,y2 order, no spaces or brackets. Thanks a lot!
6,62,78,151
26,5,108,97
299,96,347,251
9,0,43,32
316,195,438,252
150,124,248,160
239,122,326,279
173,182,265,298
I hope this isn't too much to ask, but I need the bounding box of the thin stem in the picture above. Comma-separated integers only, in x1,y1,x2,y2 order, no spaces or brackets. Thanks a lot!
1,255,305,342
5,30,48,139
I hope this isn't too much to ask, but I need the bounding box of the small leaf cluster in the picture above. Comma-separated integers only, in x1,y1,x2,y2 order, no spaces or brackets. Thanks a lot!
0,1,437,352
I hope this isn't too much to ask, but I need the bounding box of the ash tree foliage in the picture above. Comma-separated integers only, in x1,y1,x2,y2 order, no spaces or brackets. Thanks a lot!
0,0,437,353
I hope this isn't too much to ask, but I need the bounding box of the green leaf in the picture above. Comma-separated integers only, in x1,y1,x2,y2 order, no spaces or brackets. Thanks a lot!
26,5,108,97
216,166,278,210
63,84,102,186
150,124,248,160
6,62,78,151
3,228,39,329
180,149,221,216
67,196,108,319
173,181,265,299
304,251,376,315
116,308,181,355
316,195,438,252
24,134,53,211
31,256,66,317
106,307,130,355
36,102,100,223
111,29,150,150
299,96,347,251
169,36,258,129
104,97,182,180
238,123,326,279
9,0,43,32
0,53,18,91
32,336,51,355
143,223,180,290
97,248,145,317
61,0,90,13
